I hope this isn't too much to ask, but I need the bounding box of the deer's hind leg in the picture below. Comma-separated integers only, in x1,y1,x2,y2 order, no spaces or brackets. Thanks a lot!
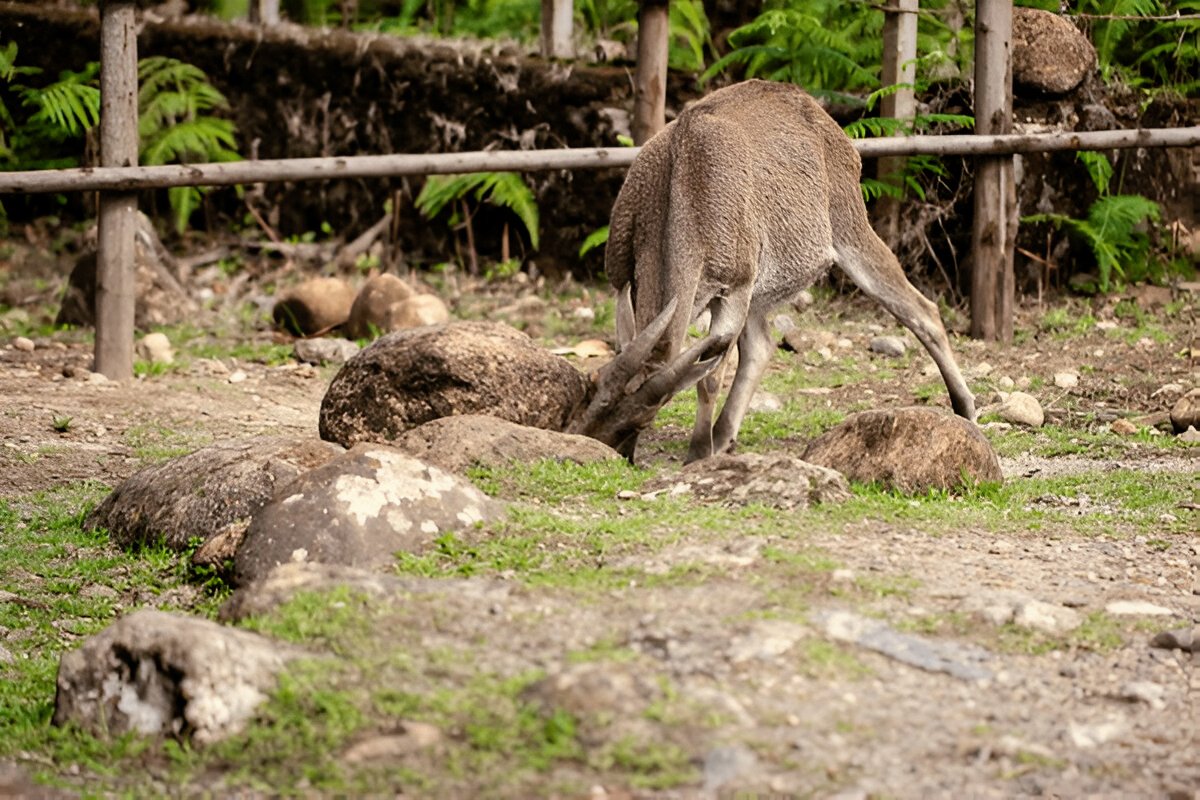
710,308,773,456
834,236,976,420
686,286,750,463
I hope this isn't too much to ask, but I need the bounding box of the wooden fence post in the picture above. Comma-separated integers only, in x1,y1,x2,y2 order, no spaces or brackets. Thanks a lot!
631,0,669,145
970,0,1017,342
874,0,919,245
249,0,281,25
540,0,574,59
95,0,139,381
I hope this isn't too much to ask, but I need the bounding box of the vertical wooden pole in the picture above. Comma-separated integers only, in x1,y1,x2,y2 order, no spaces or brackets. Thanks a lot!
249,0,281,24
874,0,918,244
631,0,669,145
95,0,139,381
970,0,1017,342
540,0,574,59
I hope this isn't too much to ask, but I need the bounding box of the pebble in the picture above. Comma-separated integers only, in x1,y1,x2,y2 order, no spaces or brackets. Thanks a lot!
1104,600,1175,617
293,337,360,366
830,568,856,584
997,392,1044,427
979,605,1015,626
772,314,796,334
13,336,34,352
1013,599,1081,634
1150,626,1195,652
748,391,783,413
1119,681,1166,710
1053,371,1079,389
1095,320,1118,330
572,306,596,322
86,371,109,385
1067,717,1126,748
793,290,813,309
972,362,994,378
997,376,1015,390
228,370,248,384
869,335,906,357
1179,426,1200,443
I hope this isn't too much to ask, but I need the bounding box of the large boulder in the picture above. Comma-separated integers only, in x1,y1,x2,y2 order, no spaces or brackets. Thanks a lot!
272,277,357,336
86,437,344,551
56,212,197,331
392,414,619,473
233,444,504,585
319,321,591,447
643,453,850,509
344,274,450,340
801,407,1001,493
1012,7,1096,94
54,610,300,745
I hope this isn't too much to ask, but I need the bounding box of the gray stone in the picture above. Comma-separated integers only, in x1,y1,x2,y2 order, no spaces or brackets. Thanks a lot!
293,337,360,366
272,277,357,336
868,335,907,357
319,321,590,447
996,391,1044,427
233,444,503,585
1053,371,1079,389
815,609,992,681
136,332,174,365
1012,6,1096,94
1119,681,1166,710
86,437,344,552
1178,426,1200,443
1013,599,1081,635
391,414,618,473
12,336,34,352
53,609,300,745
703,744,759,793
1104,600,1176,617
644,453,850,510
1150,626,1196,653
1067,717,1126,749
1169,388,1200,433
747,391,783,413
801,407,1002,493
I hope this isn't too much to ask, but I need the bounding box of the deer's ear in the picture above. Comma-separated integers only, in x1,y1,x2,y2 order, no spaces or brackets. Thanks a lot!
615,283,636,352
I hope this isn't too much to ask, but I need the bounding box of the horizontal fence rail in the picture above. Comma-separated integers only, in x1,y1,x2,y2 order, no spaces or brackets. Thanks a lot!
1,127,1197,195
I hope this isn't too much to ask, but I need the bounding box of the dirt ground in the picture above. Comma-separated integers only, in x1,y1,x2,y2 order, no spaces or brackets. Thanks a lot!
0,271,1198,796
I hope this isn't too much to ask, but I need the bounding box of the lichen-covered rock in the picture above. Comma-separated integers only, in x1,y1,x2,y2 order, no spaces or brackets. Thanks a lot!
53,610,300,745
86,437,345,551
1012,7,1096,94
392,414,619,473
233,444,504,585
272,277,357,336
802,407,1001,493
318,321,590,447
644,453,850,509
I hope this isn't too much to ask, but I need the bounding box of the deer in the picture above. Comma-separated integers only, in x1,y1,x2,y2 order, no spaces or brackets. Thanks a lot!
568,79,977,462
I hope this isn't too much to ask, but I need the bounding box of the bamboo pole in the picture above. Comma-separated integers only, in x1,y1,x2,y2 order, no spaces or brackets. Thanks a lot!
970,0,1017,343
631,0,669,144
94,0,138,381
540,0,573,59
1,127,1195,195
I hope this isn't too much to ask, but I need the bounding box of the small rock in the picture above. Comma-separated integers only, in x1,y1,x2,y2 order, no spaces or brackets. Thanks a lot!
228,370,248,384
830,569,856,584
836,337,853,349
1119,681,1165,710
869,335,907,357
342,722,442,764
703,744,758,793
979,604,1015,626
86,371,109,385
1067,717,1126,749
1178,426,1200,444
136,332,174,365
1095,320,1118,331
793,290,813,309
997,392,1044,427
748,391,783,413
997,376,1015,390
972,362,994,378
1109,418,1138,436
572,306,596,322
1149,627,1195,652
293,337,360,366
573,339,612,358
816,609,992,681
1013,599,1081,635
1150,383,1184,399
1104,600,1175,617
272,277,356,336
13,336,34,352
1015,376,1033,390
1170,389,1200,433
1053,372,1079,389
616,490,638,501
772,314,796,334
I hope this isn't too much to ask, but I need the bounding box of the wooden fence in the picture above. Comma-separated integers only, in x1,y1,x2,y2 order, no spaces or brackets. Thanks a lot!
2,0,1197,379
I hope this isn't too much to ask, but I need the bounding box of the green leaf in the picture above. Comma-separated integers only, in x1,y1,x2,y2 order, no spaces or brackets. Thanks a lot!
579,226,609,259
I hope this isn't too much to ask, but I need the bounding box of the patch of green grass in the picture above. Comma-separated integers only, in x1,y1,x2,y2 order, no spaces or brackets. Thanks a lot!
121,423,211,462
593,735,697,790
795,639,872,680
238,586,378,656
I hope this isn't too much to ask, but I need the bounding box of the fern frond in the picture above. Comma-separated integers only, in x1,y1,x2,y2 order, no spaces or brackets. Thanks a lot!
141,117,238,165
1075,151,1113,194
417,172,540,251
579,226,609,259
23,78,100,136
